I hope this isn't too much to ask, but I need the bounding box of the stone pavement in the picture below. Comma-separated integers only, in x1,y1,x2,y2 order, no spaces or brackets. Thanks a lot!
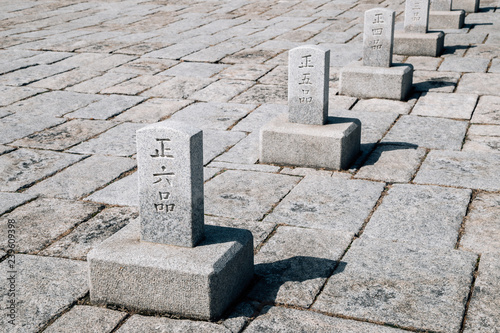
0,0,499,332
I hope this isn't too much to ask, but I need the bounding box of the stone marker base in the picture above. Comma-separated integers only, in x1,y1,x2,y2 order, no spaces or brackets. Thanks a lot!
88,220,254,320
428,10,465,30
340,61,413,101
452,0,479,13
259,113,361,170
394,31,445,57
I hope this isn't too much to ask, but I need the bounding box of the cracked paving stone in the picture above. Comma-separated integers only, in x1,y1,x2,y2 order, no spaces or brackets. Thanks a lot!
312,238,477,333
0,198,101,253
43,305,127,333
382,115,468,150
116,314,230,333
460,192,500,255
0,255,89,333
204,170,300,221
12,119,117,151
0,149,85,191
26,155,136,200
411,92,478,120
40,206,138,260
245,306,409,333
0,192,36,215
414,150,500,191
361,184,471,249
264,176,384,233
249,226,353,307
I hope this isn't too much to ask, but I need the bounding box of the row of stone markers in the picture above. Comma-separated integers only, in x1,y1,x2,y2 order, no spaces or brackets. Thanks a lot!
86,0,480,321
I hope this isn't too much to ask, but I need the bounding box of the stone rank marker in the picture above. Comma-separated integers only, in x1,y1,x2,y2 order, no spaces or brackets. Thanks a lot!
88,121,254,320
363,8,395,68
340,8,414,101
288,45,330,125
394,0,444,57
260,45,361,170
428,0,465,29
136,122,204,247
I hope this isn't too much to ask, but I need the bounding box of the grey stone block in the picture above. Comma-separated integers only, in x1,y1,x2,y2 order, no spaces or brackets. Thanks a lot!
428,10,465,30
260,113,361,170
394,31,444,57
404,0,431,34
288,45,329,125
88,220,254,320
136,121,204,247
452,0,479,12
44,305,126,333
430,0,452,11
363,8,395,68
340,61,413,101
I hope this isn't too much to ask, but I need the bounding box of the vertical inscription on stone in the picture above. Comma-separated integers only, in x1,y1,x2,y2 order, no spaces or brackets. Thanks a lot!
363,8,395,68
430,0,451,11
136,121,204,247
288,45,330,125
404,0,430,33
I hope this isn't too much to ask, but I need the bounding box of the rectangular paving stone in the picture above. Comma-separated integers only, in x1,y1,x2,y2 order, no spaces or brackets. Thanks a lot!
214,132,259,164
352,97,416,115
202,129,248,165
460,192,500,254
249,226,353,307
0,149,85,191
246,306,409,333
114,99,191,123
0,63,75,86
204,170,300,221
100,74,168,95
463,134,500,153
0,112,65,144
412,92,478,119
463,253,500,332
231,104,287,133
0,192,36,216
29,68,102,90
362,184,471,249
116,314,230,333
189,79,254,103
111,58,178,75
471,95,500,124
264,176,385,234
0,86,46,107
144,43,210,60
405,56,442,71
0,255,89,332
12,119,117,151
438,57,490,73
159,62,228,77
65,95,145,120
456,73,500,96
168,102,256,130
0,198,101,253
414,150,500,191
413,70,460,92
43,305,127,333
141,76,215,99
26,155,136,200
312,238,478,333
355,144,426,182
86,172,138,207
68,122,144,157
40,207,138,260
217,64,275,81
382,115,468,150
230,84,287,104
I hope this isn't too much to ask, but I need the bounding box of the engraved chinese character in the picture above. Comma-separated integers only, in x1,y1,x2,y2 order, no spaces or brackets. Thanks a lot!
299,73,312,85
154,203,175,213
159,192,170,200
153,166,175,185
372,28,383,36
302,89,310,95
298,55,314,68
151,139,173,158
412,12,421,21
373,13,385,24
299,97,313,103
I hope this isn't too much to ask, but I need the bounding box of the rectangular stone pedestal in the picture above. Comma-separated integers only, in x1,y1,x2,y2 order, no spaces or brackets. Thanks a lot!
394,31,444,57
88,220,254,320
259,113,361,170
429,10,465,29
340,61,413,101
452,0,479,13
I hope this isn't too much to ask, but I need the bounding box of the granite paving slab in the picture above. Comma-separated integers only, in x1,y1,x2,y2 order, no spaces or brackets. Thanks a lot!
231,104,287,133
11,119,117,151
217,63,275,81
207,161,280,173
214,132,259,164
411,92,478,119
405,56,442,71
64,94,145,120
438,57,491,73
43,305,127,333
352,97,416,115
159,61,228,77
0,192,36,216
113,98,191,123
249,226,353,307
471,95,500,124
0,112,65,144
140,76,215,99
264,176,384,234
489,58,500,73
414,150,500,191
362,184,471,249
355,144,426,182
460,192,500,255
413,70,461,92
40,206,138,260
0,145,14,155
100,74,168,95
463,253,500,332
190,79,255,103
0,149,85,191
0,63,75,86
202,129,247,164
0,86,46,107
116,314,231,333
29,68,102,90
26,155,136,200
456,73,500,96
312,238,478,333
463,134,500,153
0,255,88,333
204,170,300,221
245,306,409,333
0,198,101,253
86,172,138,207
382,115,468,150
111,57,177,75
230,84,287,104
68,122,144,157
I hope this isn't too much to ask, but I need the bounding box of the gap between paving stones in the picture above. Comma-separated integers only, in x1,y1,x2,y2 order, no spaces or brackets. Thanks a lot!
454,189,480,250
